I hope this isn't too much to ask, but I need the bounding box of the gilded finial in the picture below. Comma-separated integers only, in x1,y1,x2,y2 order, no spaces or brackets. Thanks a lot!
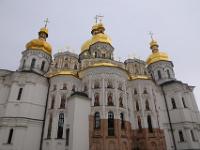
149,31,154,41
94,15,104,24
44,18,49,28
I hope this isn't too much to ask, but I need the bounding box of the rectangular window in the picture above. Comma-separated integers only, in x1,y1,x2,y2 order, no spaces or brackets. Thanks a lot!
17,88,23,100
66,128,70,146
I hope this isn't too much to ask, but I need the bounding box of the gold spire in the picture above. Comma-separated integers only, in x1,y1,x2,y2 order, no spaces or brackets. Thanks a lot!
81,16,112,53
146,33,169,65
26,18,52,55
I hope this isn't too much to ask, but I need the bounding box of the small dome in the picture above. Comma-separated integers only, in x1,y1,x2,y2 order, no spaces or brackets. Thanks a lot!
81,23,112,53
146,51,169,65
26,38,52,55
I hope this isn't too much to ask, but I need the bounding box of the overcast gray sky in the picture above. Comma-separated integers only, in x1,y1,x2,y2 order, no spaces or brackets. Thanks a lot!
0,0,200,108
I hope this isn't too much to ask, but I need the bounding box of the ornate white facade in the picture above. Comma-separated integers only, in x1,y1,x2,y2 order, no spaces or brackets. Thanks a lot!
0,22,200,150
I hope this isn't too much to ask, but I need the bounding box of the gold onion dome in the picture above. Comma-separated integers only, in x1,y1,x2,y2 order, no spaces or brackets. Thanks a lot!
146,39,169,65
26,27,52,55
81,23,112,53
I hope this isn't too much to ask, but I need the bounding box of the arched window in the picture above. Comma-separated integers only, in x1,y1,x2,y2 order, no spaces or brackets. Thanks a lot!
182,97,187,108
84,84,87,91
171,98,177,109
157,70,162,79
60,95,66,109
40,61,45,71
107,93,114,106
108,111,114,136
134,89,137,95
74,64,77,70
94,93,100,106
143,88,148,94
50,96,55,109
7,128,13,144
47,114,53,139
167,69,171,78
119,96,123,107
147,115,153,133
136,101,139,111
53,85,57,91
63,83,67,90
31,58,36,69
22,59,26,69
120,113,125,129
179,130,184,142
137,116,142,131
94,112,101,129
57,113,64,139
145,100,150,110
94,52,98,58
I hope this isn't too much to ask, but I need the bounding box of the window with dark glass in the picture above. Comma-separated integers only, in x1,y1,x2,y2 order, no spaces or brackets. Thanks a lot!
167,69,171,78
108,111,114,136
179,130,184,142
171,98,177,109
94,94,100,106
119,96,123,107
31,58,36,69
136,101,139,111
7,128,13,144
17,88,23,100
41,61,45,71
94,112,101,129
145,100,150,110
72,85,75,92
95,52,98,58
190,130,196,141
60,95,66,108
94,81,100,89
66,128,70,146
157,70,162,79
57,113,64,139
107,94,114,106
182,97,187,108
134,89,137,95
50,96,55,109
143,88,148,94
120,113,125,129
147,115,153,133
47,114,53,139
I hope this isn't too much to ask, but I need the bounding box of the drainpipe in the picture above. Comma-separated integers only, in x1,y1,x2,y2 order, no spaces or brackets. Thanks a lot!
39,77,50,150
161,85,177,150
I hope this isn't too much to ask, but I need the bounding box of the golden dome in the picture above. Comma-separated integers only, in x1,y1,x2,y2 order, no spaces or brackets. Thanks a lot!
150,40,158,49
91,33,112,45
26,27,52,55
81,23,112,53
146,51,169,65
81,39,91,53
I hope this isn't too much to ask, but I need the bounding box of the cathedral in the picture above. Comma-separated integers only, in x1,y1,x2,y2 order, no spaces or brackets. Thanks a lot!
0,18,200,150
